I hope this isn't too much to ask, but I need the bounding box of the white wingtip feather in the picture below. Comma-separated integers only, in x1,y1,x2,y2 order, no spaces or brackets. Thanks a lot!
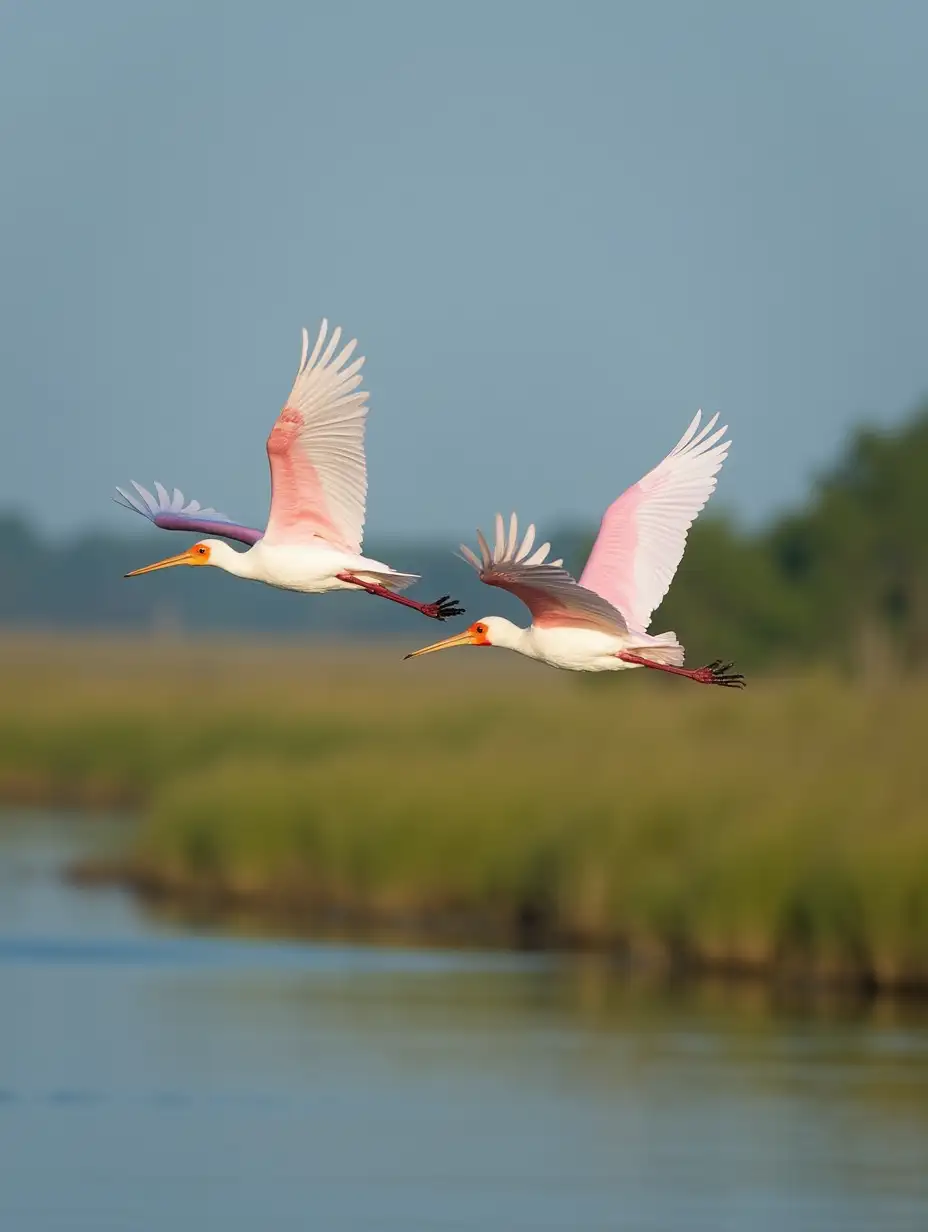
114,486,145,515
493,513,506,561
475,528,492,568
304,319,327,373
459,544,483,571
524,542,552,567
319,324,342,369
516,522,536,563
131,481,157,514
672,410,703,455
507,512,518,559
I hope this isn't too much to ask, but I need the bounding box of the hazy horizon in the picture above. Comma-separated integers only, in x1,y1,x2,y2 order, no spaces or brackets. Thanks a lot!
3,1,928,543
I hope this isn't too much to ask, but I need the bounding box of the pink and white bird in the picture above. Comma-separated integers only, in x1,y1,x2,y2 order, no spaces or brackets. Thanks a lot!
405,412,744,687
118,321,463,622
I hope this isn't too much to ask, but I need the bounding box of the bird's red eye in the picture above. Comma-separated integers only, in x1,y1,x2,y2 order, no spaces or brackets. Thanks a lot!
197,546,207,555
475,624,485,634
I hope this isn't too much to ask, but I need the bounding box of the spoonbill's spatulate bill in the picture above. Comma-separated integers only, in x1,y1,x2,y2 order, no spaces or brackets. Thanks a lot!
118,321,464,622
405,412,744,687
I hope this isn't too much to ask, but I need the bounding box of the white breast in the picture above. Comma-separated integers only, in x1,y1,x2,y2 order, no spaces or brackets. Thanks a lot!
525,625,629,672
244,541,350,592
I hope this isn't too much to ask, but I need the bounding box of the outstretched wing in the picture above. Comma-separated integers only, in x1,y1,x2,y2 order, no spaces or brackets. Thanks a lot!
461,513,628,633
579,411,730,631
114,481,263,546
263,320,369,554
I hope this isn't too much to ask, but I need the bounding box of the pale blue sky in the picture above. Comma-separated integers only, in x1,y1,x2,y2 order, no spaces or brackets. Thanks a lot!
2,0,927,541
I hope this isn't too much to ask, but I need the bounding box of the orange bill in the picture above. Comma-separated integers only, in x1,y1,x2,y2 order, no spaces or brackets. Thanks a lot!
404,628,482,659
124,547,206,577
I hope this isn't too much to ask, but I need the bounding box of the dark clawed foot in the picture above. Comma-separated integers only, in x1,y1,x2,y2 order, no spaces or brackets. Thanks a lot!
422,595,466,621
693,659,746,688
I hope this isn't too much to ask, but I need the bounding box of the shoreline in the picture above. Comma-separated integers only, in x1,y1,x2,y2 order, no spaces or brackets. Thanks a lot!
69,856,928,1000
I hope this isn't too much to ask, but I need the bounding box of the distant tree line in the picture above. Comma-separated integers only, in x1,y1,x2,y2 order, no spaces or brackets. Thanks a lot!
1,407,926,671
635,407,928,673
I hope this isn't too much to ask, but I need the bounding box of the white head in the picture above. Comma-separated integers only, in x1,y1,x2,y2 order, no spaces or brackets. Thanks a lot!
404,615,524,659
124,538,244,578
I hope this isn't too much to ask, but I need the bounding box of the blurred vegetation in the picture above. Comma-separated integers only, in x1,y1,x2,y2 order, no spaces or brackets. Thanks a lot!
1,635,926,992
643,407,928,672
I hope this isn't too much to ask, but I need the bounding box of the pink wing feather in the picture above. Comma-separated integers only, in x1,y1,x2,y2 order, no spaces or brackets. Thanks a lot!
460,513,628,634
264,321,369,552
579,411,730,631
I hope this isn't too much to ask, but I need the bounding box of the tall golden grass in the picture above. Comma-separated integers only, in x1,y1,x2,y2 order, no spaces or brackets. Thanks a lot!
1,634,926,989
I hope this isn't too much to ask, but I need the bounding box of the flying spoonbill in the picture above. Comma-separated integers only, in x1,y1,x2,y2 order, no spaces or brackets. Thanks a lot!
118,321,464,622
405,412,744,686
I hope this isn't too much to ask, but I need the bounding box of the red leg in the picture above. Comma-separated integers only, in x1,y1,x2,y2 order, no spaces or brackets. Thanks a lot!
618,651,745,688
336,574,465,621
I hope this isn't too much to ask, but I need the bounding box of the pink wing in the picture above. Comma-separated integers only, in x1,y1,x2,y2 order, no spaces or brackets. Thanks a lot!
461,513,628,633
579,411,730,631
263,321,368,552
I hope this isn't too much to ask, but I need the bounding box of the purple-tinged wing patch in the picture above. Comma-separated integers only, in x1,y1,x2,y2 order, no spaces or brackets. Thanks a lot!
114,481,263,547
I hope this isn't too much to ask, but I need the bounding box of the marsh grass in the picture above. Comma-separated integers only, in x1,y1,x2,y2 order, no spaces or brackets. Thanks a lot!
2,634,927,989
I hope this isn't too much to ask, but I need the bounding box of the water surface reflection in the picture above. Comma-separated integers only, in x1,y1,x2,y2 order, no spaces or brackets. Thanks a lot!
0,814,926,1231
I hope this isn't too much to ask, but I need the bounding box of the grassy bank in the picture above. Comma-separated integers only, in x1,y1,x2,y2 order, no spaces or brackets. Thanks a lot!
2,635,927,991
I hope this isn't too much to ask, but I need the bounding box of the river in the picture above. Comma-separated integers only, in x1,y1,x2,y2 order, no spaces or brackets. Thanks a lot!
0,812,926,1230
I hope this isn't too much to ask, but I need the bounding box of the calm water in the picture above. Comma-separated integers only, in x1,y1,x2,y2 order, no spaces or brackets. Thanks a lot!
1,815,927,1231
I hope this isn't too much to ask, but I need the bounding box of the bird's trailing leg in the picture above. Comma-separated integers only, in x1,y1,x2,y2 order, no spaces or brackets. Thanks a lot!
617,651,745,688
336,574,465,621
